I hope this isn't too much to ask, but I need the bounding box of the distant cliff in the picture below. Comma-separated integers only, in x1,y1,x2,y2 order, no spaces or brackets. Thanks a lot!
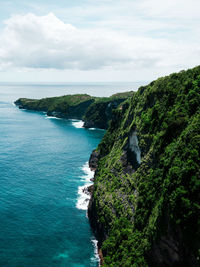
83,92,133,129
15,94,95,120
15,92,133,129
88,66,200,266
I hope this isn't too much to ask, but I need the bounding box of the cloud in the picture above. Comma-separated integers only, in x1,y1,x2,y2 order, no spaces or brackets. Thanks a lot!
0,12,199,73
139,0,200,20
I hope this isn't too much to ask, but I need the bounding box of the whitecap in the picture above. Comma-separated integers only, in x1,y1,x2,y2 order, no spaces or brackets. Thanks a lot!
45,115,61,120
71,120,84,128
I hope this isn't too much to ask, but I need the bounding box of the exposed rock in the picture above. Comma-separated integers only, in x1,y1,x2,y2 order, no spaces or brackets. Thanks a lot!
83,185,94,196
146,221,199,267
88,194,108,248
129,131,141,164
83,120,95,128
89,150,100,171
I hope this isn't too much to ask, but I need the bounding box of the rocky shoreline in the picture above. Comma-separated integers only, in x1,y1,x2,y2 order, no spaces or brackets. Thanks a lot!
87,150,104,266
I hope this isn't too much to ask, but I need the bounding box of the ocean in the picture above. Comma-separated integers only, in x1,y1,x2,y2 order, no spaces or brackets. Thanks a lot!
0,82,141,266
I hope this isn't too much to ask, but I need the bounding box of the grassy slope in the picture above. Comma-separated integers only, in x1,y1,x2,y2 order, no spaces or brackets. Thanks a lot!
89,66,200,266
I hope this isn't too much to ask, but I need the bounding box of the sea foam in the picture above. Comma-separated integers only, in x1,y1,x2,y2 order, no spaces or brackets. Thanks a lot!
91,239,100,265
76,162,94,210
76,163,100,265
45,115,61,120
71,120,84,128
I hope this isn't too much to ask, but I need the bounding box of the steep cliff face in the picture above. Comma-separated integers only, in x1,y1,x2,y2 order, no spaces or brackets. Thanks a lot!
83,99,125,129
88,66,200,266
83,92,134,129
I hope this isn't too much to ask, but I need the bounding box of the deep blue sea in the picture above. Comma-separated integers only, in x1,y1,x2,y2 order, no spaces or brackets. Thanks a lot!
0,82,141,266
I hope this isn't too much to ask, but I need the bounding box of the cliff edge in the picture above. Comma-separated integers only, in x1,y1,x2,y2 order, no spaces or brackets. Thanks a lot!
15,92,133,129
88,66,200,266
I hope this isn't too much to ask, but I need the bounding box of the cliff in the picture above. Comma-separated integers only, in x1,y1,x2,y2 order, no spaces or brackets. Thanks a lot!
88,66,200,266
15,94,95,120
15,92,133,129
83,92,133,129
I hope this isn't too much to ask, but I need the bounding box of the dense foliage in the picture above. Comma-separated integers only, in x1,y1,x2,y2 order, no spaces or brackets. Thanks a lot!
83,92,133,129
15,92,133,128
15,94,94,120
89,66,200,266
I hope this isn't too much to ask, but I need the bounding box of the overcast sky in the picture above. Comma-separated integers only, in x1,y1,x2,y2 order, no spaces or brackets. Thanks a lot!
0,0,199,82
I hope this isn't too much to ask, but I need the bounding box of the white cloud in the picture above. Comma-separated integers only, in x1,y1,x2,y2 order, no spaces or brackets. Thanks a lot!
0,11,199,77
139,0,200,19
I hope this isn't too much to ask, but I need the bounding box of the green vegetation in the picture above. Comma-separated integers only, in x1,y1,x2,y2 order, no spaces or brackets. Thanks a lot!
88,66,200,266
15,94,94,120
83,92,133,129
15,92,133,128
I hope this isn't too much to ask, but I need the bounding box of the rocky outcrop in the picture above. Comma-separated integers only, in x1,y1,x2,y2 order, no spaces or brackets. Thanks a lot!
128,131,141,165
89,150,100,171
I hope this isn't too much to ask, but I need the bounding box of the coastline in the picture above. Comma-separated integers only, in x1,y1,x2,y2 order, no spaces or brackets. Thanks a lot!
14,102,105,132
76,161,101,266
14,98,104,265
14,101,103,265
87,150,104,266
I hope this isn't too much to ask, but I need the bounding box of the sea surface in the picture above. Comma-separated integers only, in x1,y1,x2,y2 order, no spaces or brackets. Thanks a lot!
0,82,142,266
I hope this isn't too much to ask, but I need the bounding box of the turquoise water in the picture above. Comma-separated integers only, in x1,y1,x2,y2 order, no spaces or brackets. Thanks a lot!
0,83,120,266
0,82,142,266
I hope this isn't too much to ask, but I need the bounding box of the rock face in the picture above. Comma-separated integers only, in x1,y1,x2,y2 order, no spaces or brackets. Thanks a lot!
83,99,127,129
89,150,99,171
88,66,200,266
128,131,141,164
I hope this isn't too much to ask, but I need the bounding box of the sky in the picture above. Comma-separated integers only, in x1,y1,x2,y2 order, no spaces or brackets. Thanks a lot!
0,0,199,82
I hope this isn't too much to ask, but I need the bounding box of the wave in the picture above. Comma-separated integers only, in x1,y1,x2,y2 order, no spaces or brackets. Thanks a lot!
70,120,84,128
76,185,91,210
88,127,105,131
76,162,100,264
76,162,94,210
81,162,94,181
91,239,100,265
45,115,61,120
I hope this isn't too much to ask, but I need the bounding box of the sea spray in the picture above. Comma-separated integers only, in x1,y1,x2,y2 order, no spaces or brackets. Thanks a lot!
71,119,84,129
76,162,100,266
45,115,61,120
76,162,94,210
91,239,100,265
